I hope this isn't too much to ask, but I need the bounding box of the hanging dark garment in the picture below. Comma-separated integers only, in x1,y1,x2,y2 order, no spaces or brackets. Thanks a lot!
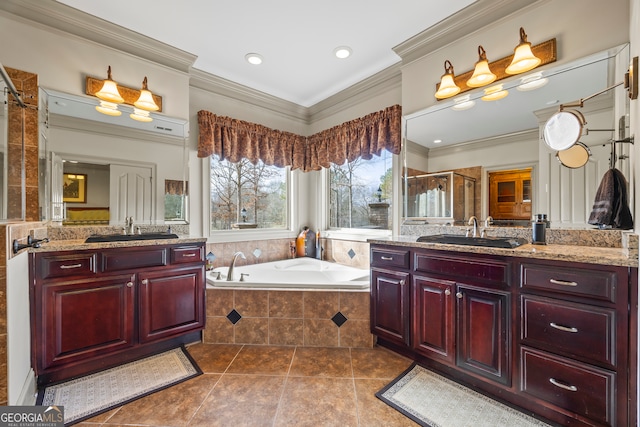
588,168,633,229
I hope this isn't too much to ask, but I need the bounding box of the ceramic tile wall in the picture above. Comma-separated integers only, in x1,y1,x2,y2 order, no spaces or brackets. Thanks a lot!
205,238,293,269
204,288,373,348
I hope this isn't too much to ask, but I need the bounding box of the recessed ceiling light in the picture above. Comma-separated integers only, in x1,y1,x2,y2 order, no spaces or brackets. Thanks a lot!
245,53,263,65
433,139,442,144
334,46,352,59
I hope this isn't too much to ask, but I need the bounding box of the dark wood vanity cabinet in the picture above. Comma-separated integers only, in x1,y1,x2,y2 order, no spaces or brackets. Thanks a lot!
370,243,637,427
30,242,205,385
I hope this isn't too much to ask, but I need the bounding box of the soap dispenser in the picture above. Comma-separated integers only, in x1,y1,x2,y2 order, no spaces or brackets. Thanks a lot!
532,214,546,245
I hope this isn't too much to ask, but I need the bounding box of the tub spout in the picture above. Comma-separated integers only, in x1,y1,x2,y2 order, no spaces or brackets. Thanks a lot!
227,251,246,281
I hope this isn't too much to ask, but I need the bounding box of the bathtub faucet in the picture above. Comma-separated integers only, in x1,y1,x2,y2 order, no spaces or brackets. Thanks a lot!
227,251,246,281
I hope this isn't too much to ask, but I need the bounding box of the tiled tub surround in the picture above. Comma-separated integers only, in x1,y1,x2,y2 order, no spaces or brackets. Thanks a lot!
205,289,373,348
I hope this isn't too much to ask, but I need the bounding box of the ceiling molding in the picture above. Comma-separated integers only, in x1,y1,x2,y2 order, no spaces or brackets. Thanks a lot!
0,0,197,74
307,63,402,124
189,68,310,123
393,0,547,66
426,129,539,158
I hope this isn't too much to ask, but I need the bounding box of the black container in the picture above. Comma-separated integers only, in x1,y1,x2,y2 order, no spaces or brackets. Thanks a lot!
532,214,546,245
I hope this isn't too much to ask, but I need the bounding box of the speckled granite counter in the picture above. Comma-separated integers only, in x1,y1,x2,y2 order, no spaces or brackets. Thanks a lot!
30,236,206,253
369,236,638,268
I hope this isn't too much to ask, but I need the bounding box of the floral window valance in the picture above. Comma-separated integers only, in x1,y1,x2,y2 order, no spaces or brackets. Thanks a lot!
197,104,401,172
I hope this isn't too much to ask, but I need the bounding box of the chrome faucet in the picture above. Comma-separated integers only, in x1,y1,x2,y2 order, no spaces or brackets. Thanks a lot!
227,251,246,281
484,216,494,228
468,216,478,238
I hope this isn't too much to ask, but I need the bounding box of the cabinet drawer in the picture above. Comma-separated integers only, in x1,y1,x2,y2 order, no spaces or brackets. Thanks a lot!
521,263,617,303
415,252,510,286
171,246,203,264
521,347,615,426
371,247,410,269
102,247,168,272
521,295,616,368
38,253,97,280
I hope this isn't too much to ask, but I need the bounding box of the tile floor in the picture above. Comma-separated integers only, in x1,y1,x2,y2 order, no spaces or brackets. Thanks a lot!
77,343,420,427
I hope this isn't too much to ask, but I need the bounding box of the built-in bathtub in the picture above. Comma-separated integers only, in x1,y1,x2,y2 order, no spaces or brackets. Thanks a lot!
206,258,370,290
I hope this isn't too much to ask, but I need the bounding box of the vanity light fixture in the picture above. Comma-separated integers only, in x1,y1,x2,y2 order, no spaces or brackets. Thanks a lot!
435,60,461,99
505,27,542,75
467,46,497,88
95,66,124,116
130,108,153,122
334,46,352,59
245,53,263,65
451,94,475,111
481,84,508,101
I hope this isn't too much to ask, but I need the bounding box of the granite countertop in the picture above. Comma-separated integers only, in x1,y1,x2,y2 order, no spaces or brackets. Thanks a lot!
369,236,638,268
30,236,207,253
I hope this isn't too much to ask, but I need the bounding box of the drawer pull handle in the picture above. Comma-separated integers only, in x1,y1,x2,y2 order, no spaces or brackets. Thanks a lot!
445,289,451,296
182,253,197,257
550,322,578,333
126,281,134,288
456,292,463,299
549,278,578,287
399,280,405,286
141,279,149,285
549,378,578,392
59,263,82,269
381,256,393,261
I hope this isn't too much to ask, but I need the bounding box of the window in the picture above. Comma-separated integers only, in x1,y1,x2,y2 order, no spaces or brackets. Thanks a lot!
209,156,288,230
329,149,392,230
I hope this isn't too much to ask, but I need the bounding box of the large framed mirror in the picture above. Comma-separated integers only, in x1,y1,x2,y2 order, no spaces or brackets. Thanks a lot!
38,88,189,227
403,43,631,228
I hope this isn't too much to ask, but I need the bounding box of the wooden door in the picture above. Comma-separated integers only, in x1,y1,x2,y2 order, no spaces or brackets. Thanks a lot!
456,283,510,384
370,268,411,347
412,275,455,364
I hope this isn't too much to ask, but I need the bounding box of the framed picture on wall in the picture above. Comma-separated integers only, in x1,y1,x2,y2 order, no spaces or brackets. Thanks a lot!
63,173,87,203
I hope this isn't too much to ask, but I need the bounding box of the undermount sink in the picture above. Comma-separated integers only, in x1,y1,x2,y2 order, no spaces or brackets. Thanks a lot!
84,233,179,243
416,234,528,249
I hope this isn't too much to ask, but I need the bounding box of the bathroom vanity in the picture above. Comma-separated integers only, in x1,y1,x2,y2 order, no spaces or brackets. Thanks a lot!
29,238,206,385
370,239,637,427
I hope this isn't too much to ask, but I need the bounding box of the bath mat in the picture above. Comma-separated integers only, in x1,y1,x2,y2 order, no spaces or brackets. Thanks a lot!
376,363,553,427
36,346,202,426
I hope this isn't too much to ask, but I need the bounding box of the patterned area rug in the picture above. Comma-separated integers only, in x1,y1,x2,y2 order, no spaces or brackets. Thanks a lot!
37,346,202,426
376,363,553,427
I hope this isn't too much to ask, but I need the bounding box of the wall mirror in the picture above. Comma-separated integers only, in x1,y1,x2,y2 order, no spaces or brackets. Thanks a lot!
403,43,631,228
38,88,189,227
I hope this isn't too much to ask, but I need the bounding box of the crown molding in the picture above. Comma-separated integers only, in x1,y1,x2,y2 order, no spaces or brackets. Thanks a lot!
189,68,310,123
427,129,539,158
0,0,197,74
307,63,402,123
393,0,547,65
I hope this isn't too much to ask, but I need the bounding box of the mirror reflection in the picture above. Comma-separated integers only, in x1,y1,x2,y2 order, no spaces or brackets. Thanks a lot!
39,88,189,226
404,44,631,228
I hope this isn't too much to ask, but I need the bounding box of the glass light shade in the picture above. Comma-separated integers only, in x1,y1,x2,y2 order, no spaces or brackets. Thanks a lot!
451,95,475,111
130,108,153,122
467,47,496,88
95,79,124,103
435,60,460,99
134,89,159,111
505,28,541,75
467,60,497,87
481,84,508,101
95,101,122,116
517,72,548,91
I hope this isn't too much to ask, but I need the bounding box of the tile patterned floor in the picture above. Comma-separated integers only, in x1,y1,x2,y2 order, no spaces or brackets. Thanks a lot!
77,343,419,427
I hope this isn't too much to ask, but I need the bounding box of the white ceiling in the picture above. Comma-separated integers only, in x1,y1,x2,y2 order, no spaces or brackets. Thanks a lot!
55,0,474,107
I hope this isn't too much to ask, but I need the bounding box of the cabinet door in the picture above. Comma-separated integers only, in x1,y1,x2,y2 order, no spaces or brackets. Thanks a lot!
370,268,410,347
138,266,205,343
38,274,136,371
456,284,510,384
412,275,455,364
